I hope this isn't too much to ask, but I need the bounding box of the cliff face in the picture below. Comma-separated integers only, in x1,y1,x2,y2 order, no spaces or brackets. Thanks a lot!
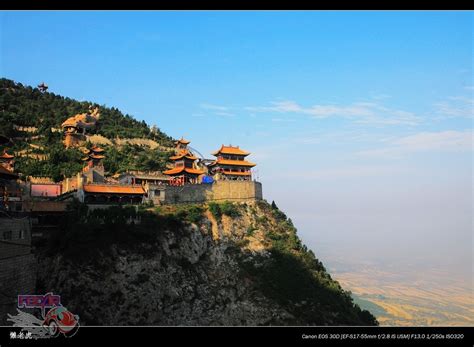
36,201,377,326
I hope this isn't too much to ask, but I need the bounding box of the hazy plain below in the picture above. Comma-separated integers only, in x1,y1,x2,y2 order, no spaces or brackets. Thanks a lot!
315,243,473,326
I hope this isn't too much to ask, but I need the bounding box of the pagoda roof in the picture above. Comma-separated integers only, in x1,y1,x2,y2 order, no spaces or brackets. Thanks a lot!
209,159,256,167
0,165,18,178
82,154,105,161
83,184,145,195
61,110,99,129
90,146,104,153
222,171,251,176
163,167,204,176
0,151,14,159
170,152,198,161
212,145,250,156
61,118,79,128
175,137,191,145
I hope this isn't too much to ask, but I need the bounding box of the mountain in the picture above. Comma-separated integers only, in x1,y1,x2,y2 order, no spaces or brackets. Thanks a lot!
0,78,172,142
0,78,174,181
36,201,378,326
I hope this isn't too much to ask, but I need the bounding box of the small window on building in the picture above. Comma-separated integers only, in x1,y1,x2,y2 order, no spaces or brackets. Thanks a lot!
18,230,25,239
154,190,161,196
3,231,12,240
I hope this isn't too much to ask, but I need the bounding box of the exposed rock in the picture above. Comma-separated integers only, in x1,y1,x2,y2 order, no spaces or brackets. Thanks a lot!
36,201,377,326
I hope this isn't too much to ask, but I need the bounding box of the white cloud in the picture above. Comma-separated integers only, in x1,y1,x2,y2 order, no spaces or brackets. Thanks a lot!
245,100,301,113
393,130,472,151
281,165,408,180
245,100,420,126
434,96,473,119
200,103,229,111
199,103,235,117
245,100,375,117
214,111,235,117
357,130,473,158
290,130,397,146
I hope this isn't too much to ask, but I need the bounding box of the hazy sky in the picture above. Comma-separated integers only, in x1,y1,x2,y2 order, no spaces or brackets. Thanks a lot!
1,11,472,281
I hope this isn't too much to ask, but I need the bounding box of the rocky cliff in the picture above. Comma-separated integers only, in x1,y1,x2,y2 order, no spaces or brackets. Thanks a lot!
35,201,378,326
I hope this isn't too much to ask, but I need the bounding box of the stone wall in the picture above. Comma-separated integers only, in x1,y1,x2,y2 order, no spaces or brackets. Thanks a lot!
147,185,167,205
163,181,263,204
163,184,211,204
0,218,31,255
0,218,36,325
211,181,263,202
61,175,80,194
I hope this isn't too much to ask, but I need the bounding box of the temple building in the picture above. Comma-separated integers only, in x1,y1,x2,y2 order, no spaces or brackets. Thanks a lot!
76,146,146,204
117,171,170,186
163,138,204,185
62,107,100,148
208,145,256,181
116,171,169,205
81,184,145,205
0,151,22,212
175,137,190,151
0,150,15,172
82,146,105,183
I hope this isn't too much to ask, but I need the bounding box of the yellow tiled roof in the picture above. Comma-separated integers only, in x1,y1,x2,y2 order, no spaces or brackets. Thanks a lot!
212,145,250,156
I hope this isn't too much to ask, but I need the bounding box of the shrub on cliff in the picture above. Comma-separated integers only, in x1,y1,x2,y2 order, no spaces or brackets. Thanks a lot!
220,201,241,218
208,201,240,220
178,204,205,224
238,200,378,325
208,202,222,220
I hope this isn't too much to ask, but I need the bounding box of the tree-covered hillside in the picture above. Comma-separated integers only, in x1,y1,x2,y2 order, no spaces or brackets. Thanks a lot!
0,78,173,142
0,78,175,180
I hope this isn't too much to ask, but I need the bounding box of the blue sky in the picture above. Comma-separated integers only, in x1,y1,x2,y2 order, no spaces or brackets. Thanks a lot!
1,11,472,280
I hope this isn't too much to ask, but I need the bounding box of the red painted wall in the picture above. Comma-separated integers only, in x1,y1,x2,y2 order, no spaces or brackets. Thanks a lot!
30,184,61,197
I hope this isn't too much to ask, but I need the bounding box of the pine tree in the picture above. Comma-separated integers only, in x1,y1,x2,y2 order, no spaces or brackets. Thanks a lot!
271,200,278,210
